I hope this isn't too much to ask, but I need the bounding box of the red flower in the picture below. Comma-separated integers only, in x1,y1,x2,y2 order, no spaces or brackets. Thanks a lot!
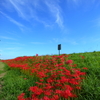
76,86,81,90
39,79,44,82
17,93,25,100
61,89,76,98
52,95,59,100
79,55,85,59
43,83,53,90
82,67,88,70
60,76,69,83
69,79,79,85
72,64,77,67
66,60,73,64
65,85,73,91
47,78,53,83
29,86,38,92
43,90,52,96
37,71,47,78
55,89,62,94
42,96,50,100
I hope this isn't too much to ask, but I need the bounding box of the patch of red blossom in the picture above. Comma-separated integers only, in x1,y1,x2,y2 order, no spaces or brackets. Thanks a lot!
66,60,73,64
0,54,88,100
79,55,85,59
82,67,88,70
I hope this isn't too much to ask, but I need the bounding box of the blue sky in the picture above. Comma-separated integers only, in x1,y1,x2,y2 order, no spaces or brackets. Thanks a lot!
0,0,100,59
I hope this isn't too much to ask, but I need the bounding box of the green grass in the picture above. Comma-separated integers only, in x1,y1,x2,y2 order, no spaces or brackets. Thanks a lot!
0,51,100,100
68,51,100,100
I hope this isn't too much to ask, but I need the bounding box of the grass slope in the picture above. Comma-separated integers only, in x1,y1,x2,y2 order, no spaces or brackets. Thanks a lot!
0,51,100,100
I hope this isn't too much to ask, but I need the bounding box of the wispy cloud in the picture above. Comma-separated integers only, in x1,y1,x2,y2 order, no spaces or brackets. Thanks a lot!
67,0,100,7
71,41,78,45
1,0,64,29
0,11,25,31
6,0,42,23
51,37,78,45
0,36,17,40
31,42,46,44
8,0,29,20
45,0,64,28
52,38,59,43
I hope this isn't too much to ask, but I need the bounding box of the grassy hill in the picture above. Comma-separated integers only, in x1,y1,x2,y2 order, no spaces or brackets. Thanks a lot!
0,51,100,100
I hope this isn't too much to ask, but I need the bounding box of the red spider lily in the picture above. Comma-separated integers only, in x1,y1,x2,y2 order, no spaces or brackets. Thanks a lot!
17,93,25,100
44,83,53,89
68,79,79,85
72,64,77,67
61,89,77,99
24,78,27,80
64,69,71,76
55,89,62,95
66,60,73,64
54,83,63,88
82,67,88,70
47,78,54,83
35,82,43,86
68,64,73,67
43,90,52,96
79,55,85,59
1,54,87,100
39,79,44,82
51,95,59,100
64,85,73,91
76,86,81,90
37,71,47,78
29,86,43,95
60,76,69,83
42,96,50,100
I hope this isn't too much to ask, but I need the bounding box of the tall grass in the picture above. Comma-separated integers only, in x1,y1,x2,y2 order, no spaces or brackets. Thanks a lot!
0,51,100,100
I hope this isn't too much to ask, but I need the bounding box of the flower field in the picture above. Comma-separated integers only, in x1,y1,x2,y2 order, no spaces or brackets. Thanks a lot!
0,52,100,100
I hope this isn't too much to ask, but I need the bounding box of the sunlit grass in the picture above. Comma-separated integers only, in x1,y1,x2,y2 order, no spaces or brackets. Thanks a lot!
0,51,100,100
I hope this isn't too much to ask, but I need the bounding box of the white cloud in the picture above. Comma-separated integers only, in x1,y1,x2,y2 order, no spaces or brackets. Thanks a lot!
0,36,17,40
8,0,27,20
45,0,64,28
2,0,64,29
67,0,100,7
51,37,78,45
71,41,78,45
53,38,59,43
4,0,51,27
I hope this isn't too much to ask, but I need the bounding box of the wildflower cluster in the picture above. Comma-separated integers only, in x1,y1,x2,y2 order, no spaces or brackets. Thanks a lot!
1,54,87,100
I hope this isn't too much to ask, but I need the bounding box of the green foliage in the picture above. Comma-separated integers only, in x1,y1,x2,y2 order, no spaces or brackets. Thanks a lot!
0,68,37,100
1,51,100,100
